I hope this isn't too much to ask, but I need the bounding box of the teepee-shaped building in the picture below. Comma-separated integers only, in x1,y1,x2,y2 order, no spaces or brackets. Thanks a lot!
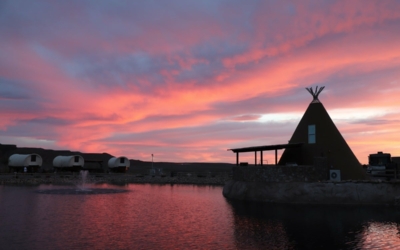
278,86,367,180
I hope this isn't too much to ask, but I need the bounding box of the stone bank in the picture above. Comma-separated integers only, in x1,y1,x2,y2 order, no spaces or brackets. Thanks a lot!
223,180,400,206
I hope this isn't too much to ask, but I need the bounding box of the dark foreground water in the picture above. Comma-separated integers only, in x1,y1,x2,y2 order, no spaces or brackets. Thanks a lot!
1,184,400,250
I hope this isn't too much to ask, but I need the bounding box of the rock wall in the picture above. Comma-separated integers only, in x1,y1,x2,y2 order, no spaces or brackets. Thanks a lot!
223,180,400,205
224,156,400,205
233,157,329,182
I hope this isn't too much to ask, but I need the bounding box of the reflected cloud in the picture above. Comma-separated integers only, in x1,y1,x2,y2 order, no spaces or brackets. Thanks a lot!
353,222,400,249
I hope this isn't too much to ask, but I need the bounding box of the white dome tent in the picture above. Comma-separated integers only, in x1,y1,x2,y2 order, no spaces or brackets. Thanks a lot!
108,156,130,173
8,154,43,173
53,155,84,172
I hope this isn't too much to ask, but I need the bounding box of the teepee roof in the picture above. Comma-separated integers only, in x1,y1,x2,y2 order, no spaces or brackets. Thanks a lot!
278,86,367,180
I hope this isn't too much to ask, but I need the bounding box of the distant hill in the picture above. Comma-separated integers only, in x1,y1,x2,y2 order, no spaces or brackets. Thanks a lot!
129,160,234,174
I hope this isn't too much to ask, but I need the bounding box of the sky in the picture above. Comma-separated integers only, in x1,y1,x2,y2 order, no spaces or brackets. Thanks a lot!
1,0,400,164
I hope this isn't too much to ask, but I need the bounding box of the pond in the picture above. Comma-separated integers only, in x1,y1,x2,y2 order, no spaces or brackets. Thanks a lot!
1,184,400,249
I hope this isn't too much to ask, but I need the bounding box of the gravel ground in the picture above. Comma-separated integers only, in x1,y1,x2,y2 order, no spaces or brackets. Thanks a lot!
0,172,232,186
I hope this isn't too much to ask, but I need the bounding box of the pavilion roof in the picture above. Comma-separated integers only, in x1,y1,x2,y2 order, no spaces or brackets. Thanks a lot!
228,142,303,153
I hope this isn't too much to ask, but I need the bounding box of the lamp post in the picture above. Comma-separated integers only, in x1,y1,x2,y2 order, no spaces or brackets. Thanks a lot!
151,154,154,169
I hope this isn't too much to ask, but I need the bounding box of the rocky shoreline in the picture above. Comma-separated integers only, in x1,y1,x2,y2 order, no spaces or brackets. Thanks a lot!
223,180,400,206
0,173,232,186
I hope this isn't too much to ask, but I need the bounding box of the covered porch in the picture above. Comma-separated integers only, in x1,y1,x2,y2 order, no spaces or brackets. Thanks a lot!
228,143,303,166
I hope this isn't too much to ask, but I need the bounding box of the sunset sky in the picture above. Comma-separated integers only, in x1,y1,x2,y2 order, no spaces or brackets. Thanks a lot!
1,0,400,164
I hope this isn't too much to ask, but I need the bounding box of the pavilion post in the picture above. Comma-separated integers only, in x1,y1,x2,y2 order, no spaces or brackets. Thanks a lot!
236,152,239,165
261,151,263,166
254,151,257,165
275,149,278,165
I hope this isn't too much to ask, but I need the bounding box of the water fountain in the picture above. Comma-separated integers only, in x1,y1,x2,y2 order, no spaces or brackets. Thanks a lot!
76,170,91,192
36,170,128,195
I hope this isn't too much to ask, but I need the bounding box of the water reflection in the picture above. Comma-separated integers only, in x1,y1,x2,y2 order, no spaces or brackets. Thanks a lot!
0,184,235,250
350,222,400,250
1,184,400,249
228,201,400,249
233,216,294,250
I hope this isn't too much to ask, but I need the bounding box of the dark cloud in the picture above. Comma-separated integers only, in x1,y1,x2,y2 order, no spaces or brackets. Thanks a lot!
0,78,50,114
0,78,30,100
17,117,72,126
68,52,179,90
0,118,60,138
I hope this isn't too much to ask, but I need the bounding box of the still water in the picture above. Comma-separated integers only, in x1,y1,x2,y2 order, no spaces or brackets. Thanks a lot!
1,183,400,250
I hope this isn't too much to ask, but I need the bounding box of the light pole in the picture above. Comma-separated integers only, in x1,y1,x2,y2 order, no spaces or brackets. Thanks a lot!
151,154,154,169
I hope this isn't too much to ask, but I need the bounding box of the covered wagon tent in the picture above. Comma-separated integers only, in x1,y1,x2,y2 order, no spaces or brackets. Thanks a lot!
53,155,85,172
108,156,130,173
8,154,42,173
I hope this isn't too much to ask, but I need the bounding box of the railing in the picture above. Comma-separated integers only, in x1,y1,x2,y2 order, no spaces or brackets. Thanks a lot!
384,168,399,180
370,167,400,180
